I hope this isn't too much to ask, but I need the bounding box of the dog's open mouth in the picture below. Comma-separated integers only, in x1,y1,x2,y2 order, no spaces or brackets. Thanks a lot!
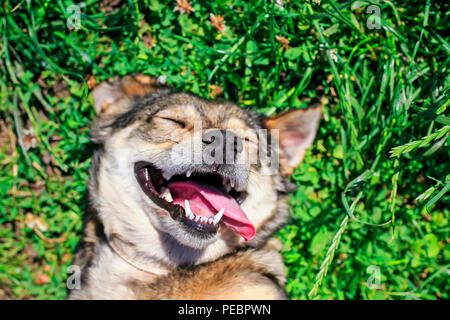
135,162,256,241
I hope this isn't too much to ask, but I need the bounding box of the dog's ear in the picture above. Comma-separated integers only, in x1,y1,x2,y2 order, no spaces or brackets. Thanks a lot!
90,74,163,143
265,104,321,176
92,74,162,117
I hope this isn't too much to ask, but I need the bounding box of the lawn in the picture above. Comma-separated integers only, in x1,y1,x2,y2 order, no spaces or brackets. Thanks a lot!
0,0,448,300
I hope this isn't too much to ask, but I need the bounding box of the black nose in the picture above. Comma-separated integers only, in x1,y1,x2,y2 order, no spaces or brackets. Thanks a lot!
202,129,243,164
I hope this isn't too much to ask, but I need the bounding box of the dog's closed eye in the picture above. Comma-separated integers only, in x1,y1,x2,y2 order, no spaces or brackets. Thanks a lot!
154,116,186,129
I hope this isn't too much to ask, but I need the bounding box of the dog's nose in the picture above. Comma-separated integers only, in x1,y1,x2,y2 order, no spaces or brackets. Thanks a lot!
202,129,243,164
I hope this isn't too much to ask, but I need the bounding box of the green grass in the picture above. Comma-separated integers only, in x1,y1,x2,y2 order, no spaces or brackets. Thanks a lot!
0,0,448,300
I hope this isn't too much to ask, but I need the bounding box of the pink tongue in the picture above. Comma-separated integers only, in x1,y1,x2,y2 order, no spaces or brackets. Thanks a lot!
167,181,255,241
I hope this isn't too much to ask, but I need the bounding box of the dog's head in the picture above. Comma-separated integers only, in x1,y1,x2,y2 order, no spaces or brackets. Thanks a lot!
89,75,320,265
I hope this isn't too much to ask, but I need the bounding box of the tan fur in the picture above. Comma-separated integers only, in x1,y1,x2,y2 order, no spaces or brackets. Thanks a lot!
130,246,287,300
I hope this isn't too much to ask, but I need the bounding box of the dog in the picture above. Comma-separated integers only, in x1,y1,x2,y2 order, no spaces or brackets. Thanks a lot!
68,74,320,299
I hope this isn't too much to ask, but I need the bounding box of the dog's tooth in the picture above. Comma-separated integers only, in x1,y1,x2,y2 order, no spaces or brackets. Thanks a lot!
208,217,213,224
195,215,200,222
162,170,173,181
184,200,192,216
162,188,173,203
186,170,192,178
214,208,225,224
200,217,208,223
145,168,149,181
185,200,196,219
230,179,235,188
